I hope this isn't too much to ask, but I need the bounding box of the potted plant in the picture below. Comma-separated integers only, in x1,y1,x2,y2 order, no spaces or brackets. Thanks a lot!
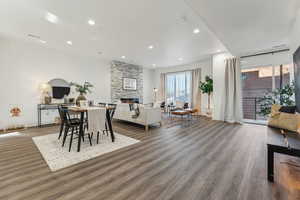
70,82,93,106
199,76,213,116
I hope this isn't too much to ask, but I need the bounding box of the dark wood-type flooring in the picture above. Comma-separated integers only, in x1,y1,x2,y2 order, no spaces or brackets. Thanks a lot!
0,116,300,200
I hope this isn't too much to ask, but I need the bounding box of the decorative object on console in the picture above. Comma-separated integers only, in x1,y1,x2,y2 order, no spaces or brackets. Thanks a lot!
123,78,137,90
70,82,94,106
39,83,52,104
199,76,213,116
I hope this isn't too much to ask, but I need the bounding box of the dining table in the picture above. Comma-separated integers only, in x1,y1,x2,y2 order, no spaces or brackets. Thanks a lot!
68,105,115,152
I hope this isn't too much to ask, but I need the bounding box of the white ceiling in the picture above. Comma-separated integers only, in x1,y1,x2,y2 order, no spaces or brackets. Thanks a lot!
185,0,300,55
0,0,226,68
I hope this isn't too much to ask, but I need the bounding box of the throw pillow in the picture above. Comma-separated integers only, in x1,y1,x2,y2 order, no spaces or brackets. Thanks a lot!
279,106,296,114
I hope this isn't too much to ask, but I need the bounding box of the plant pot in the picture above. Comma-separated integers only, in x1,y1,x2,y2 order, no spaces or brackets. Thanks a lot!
76,93,86,106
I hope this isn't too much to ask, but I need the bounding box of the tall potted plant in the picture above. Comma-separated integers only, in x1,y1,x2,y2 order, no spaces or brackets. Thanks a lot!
199,76,213,115
70,82,93,106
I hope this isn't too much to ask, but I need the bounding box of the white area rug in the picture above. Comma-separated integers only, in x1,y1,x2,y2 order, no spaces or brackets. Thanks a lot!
32,132,140,171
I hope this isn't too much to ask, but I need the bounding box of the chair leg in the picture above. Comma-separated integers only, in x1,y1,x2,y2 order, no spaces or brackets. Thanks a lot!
80,126,85,142
62,126,69,147
69,127,74,152
97,131,99,144
105,123,109,136
58,123,64,139
88,133,92,146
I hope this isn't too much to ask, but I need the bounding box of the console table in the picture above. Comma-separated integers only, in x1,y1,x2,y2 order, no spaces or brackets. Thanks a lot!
37,103,74,127
267,128,300,182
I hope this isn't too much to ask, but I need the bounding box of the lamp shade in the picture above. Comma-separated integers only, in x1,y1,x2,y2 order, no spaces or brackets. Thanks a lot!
39,83,51,93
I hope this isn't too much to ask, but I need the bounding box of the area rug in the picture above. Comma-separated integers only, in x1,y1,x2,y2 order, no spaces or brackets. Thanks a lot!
32,132,140,172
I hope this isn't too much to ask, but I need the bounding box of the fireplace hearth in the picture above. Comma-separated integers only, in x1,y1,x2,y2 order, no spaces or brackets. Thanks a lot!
120,98,139,104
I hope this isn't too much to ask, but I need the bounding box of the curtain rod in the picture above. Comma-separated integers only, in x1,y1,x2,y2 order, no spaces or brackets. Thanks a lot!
240,48,290,59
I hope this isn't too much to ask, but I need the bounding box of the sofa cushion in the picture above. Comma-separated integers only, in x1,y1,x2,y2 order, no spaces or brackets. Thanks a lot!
268,104,300,133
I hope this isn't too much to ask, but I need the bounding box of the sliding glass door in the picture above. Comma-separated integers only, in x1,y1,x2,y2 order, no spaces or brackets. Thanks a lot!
165,71,192,104
241,64,292,122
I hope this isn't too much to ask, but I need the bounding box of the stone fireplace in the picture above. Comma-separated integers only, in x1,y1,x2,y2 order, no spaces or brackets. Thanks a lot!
111,61,143,103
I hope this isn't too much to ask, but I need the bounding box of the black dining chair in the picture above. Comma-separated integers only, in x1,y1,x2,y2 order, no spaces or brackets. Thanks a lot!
58,106,81,140
58,106,93,152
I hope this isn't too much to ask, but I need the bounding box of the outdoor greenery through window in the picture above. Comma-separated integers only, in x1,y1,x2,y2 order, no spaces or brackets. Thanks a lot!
165,71,192,105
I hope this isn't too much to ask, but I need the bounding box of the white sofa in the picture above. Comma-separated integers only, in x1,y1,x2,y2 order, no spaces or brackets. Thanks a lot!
113,103,162,131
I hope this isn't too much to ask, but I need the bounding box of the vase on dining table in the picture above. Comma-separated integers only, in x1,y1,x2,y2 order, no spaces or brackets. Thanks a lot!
76,93,86,106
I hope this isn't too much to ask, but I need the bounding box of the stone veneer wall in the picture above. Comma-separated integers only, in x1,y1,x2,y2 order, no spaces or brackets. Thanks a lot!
111,61,143,103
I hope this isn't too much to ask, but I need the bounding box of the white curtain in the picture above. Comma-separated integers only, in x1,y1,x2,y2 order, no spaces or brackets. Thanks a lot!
159,73,166,102
224,57,243,123
192,69,201,113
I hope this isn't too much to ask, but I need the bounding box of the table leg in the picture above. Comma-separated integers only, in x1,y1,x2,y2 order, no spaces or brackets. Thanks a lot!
77,112,85,152
38,105,41,127
106,110,115,142
267,145,274,182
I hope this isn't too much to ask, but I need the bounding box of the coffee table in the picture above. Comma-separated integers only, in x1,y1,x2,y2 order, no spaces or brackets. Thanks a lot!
171,110,191,120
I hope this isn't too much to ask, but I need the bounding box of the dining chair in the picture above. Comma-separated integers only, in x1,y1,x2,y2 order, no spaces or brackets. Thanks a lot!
98,102,106,107
58,106,82,139
58,106,93,152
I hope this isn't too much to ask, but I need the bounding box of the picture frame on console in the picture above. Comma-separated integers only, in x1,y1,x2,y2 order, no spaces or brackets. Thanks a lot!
123,78,137,90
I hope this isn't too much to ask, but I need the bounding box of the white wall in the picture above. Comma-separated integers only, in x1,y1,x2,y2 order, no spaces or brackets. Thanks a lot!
0,35,111,129
212,52,232,121
290,8,300,53
143,68,155,104
153,58,213,114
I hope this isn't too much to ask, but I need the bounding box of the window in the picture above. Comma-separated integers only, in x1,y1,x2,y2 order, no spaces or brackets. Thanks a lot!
165,71,192,104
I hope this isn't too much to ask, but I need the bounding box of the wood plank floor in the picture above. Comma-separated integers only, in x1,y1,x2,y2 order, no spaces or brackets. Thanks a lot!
0,117,299,200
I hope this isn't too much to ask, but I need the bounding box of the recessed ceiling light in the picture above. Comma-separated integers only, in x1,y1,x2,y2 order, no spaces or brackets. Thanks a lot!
40,40,47,44
152,64,156,67
88,19,95,26
193,28,200,34
67,41,73,45
45,12,58,24
148,45,154,49
121,56,126,59
178,57,183,61
217,49,221,53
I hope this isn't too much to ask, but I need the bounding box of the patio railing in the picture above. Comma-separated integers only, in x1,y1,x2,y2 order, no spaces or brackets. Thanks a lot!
242,97,267,120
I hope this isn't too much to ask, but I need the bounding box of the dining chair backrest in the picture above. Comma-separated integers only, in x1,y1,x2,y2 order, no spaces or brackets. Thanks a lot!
58,106,72,125
108,104,117,118
183,102,189,109
98,103,106,107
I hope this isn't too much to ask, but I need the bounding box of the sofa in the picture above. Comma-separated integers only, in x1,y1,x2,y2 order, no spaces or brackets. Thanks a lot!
113,103,162,131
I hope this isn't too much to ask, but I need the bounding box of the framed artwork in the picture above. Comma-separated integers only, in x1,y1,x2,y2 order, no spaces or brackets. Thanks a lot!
123,78,137,90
